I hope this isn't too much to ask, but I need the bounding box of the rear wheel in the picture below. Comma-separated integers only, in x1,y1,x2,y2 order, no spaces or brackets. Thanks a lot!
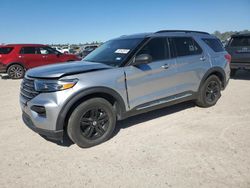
7,64,25,79
67,98,116,148
196,75,221,107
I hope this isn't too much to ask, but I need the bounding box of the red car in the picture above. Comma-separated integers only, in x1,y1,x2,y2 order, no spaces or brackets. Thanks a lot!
0,44,81,79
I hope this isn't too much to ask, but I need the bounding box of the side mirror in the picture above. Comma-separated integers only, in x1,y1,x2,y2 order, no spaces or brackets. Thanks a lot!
134,54,152,66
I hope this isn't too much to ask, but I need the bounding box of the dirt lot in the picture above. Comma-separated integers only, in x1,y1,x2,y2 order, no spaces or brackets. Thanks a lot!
0,71,250,188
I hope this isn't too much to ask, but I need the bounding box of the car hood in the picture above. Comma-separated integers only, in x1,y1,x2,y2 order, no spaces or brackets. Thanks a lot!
26,61,112,79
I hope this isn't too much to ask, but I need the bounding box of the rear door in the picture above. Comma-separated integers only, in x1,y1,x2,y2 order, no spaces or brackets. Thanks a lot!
171,37,211,94
226,36,250,63
124,37,178,109
19,46,47,68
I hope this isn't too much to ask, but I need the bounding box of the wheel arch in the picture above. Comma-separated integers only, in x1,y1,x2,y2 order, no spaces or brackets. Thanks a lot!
6,62,26,70
199,67,226,91
56,87,127,131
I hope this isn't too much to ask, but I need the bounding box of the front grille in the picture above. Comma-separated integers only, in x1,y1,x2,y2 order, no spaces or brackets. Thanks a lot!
20,78,39,102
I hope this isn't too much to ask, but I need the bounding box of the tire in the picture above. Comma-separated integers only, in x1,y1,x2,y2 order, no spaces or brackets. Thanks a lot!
230,69,237,77
7,64,25,79
67,98,116,148
196,75,222,108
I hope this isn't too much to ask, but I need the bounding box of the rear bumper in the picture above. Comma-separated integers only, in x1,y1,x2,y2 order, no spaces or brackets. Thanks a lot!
22,112,63,141
231,62,250,70
0,63,7,73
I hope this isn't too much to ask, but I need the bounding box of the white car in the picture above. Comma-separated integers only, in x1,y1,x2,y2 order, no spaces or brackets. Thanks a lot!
52,47,64,53
62,46,70,54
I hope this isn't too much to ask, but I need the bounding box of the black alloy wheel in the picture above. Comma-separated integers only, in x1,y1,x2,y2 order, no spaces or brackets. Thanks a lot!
67,98,116,148
195,75,221,107
205,81,220,103
80,107,109,140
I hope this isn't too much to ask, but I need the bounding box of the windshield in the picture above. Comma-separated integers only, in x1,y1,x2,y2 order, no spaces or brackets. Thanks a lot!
83,38,143,67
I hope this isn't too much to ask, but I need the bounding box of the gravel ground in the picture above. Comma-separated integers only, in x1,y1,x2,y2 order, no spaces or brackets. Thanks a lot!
0,71,250,188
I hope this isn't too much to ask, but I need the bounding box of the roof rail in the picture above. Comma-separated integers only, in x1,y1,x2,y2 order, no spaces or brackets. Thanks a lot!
155,30,210,35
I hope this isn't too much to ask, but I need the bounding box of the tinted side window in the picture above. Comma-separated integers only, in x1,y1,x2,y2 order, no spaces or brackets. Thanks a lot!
137,38,169,62
0,47,13,54
38,47,57,54
230,36,250,47
20,47,37,54
202,38,224,52
173,37,202,57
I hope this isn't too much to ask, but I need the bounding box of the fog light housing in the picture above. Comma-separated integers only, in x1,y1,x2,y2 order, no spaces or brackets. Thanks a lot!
31,105,46,117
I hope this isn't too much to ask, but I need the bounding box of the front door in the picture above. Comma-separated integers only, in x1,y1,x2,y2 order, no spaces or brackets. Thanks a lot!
124,37,178,109
38,46,62,65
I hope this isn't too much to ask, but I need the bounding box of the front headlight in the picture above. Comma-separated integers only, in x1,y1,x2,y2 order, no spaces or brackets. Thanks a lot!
34,79,78,92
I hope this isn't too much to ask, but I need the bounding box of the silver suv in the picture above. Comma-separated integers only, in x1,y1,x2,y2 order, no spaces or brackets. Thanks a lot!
20,30,231,148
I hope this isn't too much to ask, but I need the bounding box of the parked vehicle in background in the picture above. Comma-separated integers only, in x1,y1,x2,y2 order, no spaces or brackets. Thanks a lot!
78,44,99,58
0,44,81,79
226,33,250,76
221,40,227,47
52,46,64,53
61,46,71,54
20,30,230,148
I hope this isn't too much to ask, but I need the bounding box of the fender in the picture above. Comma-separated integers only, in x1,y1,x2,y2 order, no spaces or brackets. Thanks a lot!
198,67,226,91
55,87,127,131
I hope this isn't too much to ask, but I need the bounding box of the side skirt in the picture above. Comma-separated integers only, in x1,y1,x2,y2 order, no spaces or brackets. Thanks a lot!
121,91,197,119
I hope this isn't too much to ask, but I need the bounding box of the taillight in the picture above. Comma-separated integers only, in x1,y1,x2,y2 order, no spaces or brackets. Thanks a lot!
224,54,231,63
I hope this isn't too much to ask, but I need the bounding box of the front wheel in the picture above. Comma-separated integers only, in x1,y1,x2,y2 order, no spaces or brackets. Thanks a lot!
67,98,116,148
196,75,222,108
7,64,25,79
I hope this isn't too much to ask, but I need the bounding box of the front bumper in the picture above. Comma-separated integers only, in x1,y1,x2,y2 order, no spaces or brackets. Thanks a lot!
0,63,7,73
22,112,63,140
19,82,76,141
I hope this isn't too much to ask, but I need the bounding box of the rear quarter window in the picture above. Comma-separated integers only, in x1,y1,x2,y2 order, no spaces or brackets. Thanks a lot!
173,37,202,57
229,36,250,47
202,38,224,52
0,47,14,54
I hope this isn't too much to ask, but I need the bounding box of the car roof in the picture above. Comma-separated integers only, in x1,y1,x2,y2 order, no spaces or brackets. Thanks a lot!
118,33,152,39
231,33,250,37
3,44,46,47
115,30,213,40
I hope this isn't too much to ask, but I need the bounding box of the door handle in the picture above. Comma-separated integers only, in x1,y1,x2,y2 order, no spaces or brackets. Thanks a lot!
161,64,169,69
200,56,206,61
